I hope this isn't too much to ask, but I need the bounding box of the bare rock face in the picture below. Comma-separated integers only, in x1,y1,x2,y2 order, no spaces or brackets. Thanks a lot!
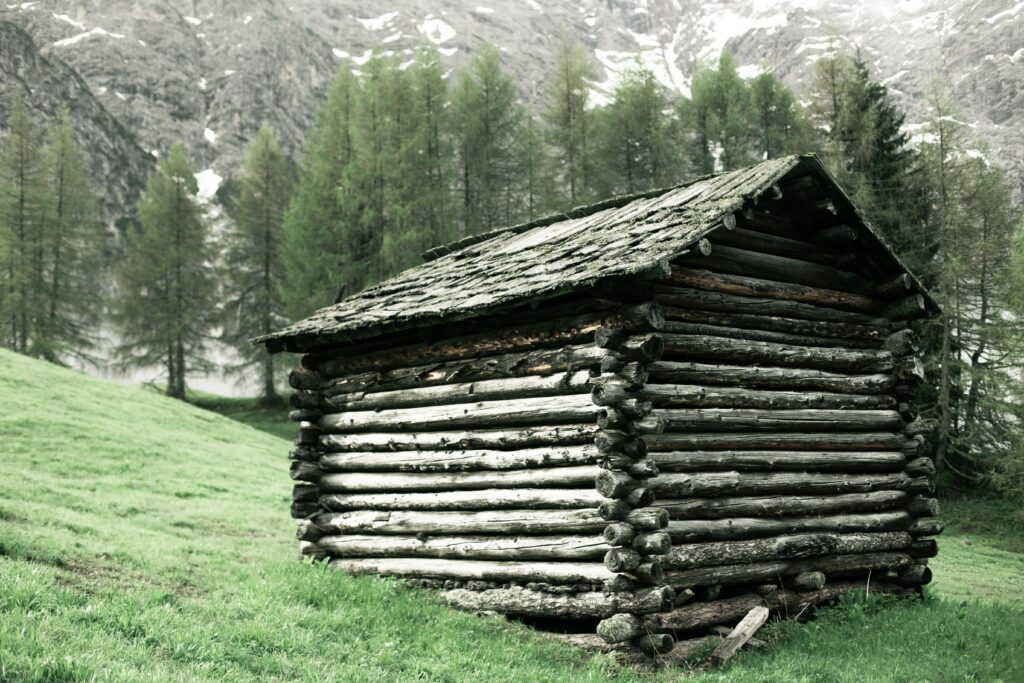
0,20,153,227
1,0,1021,226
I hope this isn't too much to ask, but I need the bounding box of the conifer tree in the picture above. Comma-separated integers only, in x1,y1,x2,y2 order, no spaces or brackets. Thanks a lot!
113,142,214,399
0,93,43,352
280,68,358,318
545,36,594,203
594,67,678,196
749,72,806,160
679,52,753,173
221,125,292,405
452,43,523,235
35,110,105,362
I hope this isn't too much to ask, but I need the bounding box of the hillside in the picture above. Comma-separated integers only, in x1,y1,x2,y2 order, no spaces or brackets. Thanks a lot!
1,0,1021,226
1,348,1023,680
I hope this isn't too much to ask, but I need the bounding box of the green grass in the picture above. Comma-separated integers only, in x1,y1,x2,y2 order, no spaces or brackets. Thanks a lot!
1,348,1023,682
186,390,294,441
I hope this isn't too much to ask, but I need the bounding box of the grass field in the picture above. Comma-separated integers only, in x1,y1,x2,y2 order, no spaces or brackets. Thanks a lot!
1,349,1023,682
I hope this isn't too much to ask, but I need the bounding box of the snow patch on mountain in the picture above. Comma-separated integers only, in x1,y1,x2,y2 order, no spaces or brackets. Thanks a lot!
985,1,1023,24
417,17,456,44
357,11,399,31
194,169,222,201
204,128,218,144
184,16,201,26
52,12,84,30
52,26,125,47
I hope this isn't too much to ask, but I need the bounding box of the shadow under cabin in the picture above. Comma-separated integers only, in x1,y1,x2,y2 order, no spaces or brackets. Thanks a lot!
254,154,941,663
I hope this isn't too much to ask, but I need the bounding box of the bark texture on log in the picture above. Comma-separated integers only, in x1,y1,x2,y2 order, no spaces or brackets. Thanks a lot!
664,552,912,588
644,432,905,452
650,450,905,472
320,445,600,472
663,532,912,570
320,488,604,511
317,534,609,560
655,490,909,519
647,361,895,395
651,471,913,498
320,425,600,452
442,585,675,618
330,557,617,584
661,335,893,372
318,465,601,493
314,509,605,535
667,511,911,543
654,408,904,433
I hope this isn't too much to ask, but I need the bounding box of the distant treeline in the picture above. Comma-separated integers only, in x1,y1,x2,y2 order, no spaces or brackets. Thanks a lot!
1,39,1022,498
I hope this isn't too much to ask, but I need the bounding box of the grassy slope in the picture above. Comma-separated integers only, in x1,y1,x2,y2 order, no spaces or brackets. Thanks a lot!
1,349,1022,682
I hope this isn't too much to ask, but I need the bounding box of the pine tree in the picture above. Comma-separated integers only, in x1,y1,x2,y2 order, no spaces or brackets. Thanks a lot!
452,43,523,235
594,67,678,196
679,52,754,174
513,114,554,221
35,110,105,362
113,142,214,400
545,36,594,204
280,67,358,319
221,125,292,405
0,92,43,352
749,72,806,160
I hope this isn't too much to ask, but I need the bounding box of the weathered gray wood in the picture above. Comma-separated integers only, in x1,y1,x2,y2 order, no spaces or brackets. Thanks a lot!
907,496,940,517
644,580,914,633
650,450,905,473
442,585,675,618
884,295,928,320
710,606,770,664
331,557,617,584
320,344,608,396
664,552,912,588
644,431,905,452
666,267,879,312
661,334,893,372
289,367,323,390
656,490,909,519
909,539,938,558
598,613,644,644
788,571,826,591
320,424,600,452
604,548,643,572
905,457,936,478
908,518,944,537
661,307,886,347
884,329,920,357
320,488,604,511
603,522,637,547
655,286,890,326
290,460,321,482
652,471,913,498
320,394,600,433
706,226,843,265
312,304,662,376
683,243,868,292
323,371,595,412
667,511,911,543
320,445,599,473
317,534,609,560
658,319,880,350
632,531,672,557
645,384,896,410
596,470,642,498
314,509,605,535
654,408,904,433
663,532,912,570
318,465,601,493
296,519,322,542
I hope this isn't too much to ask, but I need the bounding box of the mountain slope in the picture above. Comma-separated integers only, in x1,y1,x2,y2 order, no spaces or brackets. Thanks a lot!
1,0,1021,226
0,20,153,226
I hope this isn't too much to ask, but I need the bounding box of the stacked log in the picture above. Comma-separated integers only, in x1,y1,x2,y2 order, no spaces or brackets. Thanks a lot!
646,232,935,616
591,329,676,653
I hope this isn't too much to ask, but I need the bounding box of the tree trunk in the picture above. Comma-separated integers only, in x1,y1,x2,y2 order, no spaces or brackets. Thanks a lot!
643,431,905,452
320,445,600,472
317,533,609,561
330,557,616,584
314,508,605,535
664,552,911,588
655,490,908,519
442,585,675,618
654,408,904,433
650,450,905,472
320,424,600,452
662,532,911,570
651,471,912,497
317,465,601,493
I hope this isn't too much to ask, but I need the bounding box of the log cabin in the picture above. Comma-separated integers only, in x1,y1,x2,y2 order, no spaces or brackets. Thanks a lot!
255,154,940,661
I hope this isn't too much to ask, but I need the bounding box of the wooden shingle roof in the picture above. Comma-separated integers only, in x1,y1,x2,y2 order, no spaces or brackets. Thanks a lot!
257,155,933,352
